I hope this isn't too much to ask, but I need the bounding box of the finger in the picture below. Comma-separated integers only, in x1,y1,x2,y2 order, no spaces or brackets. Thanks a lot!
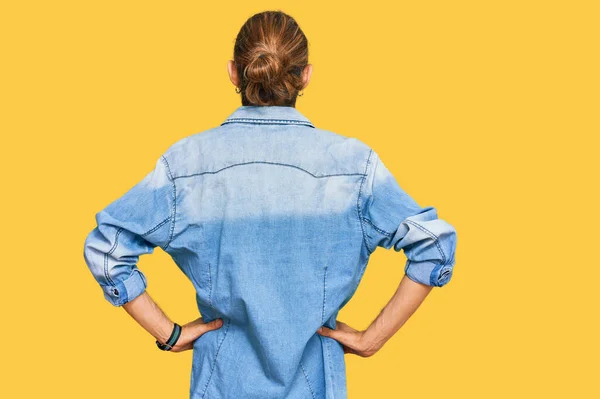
317,326,346,343
187,317,206,328
180,341,194,352
316,326,330,336
334,320,348,329
184,318,224,341
342,343,360,355
172,343,191,353
200,318,224,334
334,321,357,334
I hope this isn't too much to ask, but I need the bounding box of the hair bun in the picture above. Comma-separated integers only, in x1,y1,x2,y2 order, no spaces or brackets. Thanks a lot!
244,51,287,85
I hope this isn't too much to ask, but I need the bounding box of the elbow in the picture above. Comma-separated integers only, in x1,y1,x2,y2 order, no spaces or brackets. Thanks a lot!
82,228,144,307
83,228,104,282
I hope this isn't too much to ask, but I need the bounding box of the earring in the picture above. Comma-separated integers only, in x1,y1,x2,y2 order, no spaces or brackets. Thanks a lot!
298,90,304,97
235,87,241,94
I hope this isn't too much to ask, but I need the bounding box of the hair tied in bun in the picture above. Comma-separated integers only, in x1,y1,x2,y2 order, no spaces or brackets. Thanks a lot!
234,11,308,106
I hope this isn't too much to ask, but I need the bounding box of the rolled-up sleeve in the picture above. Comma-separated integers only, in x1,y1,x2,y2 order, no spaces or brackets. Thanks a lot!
359,150,457,287
83,154,175,306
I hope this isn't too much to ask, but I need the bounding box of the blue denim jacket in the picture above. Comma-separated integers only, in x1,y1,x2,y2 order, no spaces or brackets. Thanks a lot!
83,105,457,399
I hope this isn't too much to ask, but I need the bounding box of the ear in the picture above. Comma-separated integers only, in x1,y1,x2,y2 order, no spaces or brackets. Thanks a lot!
301,64,313,90
227,60,240,87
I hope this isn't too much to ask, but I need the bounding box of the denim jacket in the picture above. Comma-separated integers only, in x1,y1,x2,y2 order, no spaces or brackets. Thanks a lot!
83,105,457,399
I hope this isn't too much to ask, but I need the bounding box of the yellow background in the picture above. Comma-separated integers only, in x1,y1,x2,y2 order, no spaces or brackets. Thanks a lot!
1,1,598,398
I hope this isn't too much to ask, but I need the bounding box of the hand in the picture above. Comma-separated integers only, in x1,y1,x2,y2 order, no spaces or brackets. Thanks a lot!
316,320,380,357
168,317,224,353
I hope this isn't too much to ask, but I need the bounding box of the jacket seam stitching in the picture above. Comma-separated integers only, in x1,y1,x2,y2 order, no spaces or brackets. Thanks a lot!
104,216,171,287
201,318,231,399
404,219,446,264
300,361,316,399
225,117,307,122
361,217,394,237
171,161,366,181
221,117,314,126
208,261,214,310
321,263,328,325
140,216,171,237
326,338,335,398
357,149,374,256
104,227,124,287
161,155,176,251
358,154,398,240
321,260,335,396
103,215,171,290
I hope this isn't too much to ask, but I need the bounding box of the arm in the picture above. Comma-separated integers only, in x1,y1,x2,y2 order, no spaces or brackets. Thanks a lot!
122,290,223,352
317,149,457,356
82,154,224,351
82,154,175,307
122,291,176,346
360,274,433,355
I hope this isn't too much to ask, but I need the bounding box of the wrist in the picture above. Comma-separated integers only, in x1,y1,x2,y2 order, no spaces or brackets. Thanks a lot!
157,321,175,344
361,327,386,353
156,322,182,351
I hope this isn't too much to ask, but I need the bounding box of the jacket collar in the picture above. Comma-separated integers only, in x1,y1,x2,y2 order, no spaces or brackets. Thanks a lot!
221,105,315,128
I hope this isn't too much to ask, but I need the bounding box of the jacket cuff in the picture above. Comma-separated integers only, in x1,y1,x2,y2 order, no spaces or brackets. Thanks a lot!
404,259,455,287
100,268,148,306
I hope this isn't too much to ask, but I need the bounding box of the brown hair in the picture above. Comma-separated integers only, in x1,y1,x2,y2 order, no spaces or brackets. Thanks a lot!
233,10,309,107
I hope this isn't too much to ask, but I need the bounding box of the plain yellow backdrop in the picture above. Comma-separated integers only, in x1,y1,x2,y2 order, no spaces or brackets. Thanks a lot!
1,1,598,398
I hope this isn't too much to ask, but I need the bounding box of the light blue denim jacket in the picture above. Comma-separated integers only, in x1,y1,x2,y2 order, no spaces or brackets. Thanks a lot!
83,105,457,399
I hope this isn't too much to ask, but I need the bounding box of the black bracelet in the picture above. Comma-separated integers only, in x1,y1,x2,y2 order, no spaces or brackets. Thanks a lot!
156,322,182,351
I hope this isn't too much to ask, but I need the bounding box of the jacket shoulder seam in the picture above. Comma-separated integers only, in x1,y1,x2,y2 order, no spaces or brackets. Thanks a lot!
160,155,177,251
357,149,374,256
